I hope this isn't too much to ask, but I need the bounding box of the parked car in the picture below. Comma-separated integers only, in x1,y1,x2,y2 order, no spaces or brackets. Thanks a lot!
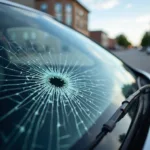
137,46,143,51
146,46,150,54
0,1,150,150
139,46,147,52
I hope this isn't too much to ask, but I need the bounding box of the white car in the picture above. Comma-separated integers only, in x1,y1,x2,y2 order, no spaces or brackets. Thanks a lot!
146,47,150,54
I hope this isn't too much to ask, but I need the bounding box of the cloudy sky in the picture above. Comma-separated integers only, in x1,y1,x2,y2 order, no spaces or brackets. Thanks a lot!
79,0,150,46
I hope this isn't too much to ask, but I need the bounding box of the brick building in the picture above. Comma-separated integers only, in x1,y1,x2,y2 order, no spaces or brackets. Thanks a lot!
90,31,109,48
10,0,89,36
108,38,116,50
90,31,116,50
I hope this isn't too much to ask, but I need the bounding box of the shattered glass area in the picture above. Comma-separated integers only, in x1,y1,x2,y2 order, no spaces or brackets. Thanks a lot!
0,40,116,150
0,4,136,150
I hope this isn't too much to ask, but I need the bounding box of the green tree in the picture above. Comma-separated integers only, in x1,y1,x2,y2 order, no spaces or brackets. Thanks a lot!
141,32,150,47
116,34,131,48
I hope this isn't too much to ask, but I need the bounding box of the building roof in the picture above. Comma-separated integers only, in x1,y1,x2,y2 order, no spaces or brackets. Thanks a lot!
74,0,89,12
90,30,108,35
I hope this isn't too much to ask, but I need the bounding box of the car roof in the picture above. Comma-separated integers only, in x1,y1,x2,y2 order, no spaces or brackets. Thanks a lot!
0,0,53,18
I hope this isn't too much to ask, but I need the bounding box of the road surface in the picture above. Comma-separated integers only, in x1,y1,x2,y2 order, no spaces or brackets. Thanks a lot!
113,49,150,73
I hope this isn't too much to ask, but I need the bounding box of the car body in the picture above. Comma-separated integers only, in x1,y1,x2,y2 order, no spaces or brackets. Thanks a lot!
146,46,150,54
0,1,150,150
137,46,143,51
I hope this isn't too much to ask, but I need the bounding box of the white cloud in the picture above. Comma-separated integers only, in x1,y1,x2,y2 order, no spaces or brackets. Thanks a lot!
126,3,132,9
80,0,120,10
97,0,120,9
136,15,150,23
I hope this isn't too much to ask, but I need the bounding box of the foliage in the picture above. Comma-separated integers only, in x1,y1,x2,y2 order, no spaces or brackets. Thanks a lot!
141,32,150,47
116,34,131,48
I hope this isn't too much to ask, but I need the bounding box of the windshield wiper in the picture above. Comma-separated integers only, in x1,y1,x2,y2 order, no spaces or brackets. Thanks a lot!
88,84,150,150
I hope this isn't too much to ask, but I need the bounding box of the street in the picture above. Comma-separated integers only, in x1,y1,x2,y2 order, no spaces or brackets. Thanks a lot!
113,49,150,73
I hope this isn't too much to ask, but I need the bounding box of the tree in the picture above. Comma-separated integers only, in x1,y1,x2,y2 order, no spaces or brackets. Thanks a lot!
141,32,150,47
116,34,131,48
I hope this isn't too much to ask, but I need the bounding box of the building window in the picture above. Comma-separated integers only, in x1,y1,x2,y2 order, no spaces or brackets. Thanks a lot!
79,10,84,17
10,32,16,41
65,4,72,26
55,3,63,22
40,3,48,12
75,7,86,30
23,32,29,40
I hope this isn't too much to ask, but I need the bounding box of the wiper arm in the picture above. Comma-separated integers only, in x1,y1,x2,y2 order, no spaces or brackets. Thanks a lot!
88,85,150,150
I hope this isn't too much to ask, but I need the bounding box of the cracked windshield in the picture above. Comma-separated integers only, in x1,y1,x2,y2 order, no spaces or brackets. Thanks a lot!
1,0,149,150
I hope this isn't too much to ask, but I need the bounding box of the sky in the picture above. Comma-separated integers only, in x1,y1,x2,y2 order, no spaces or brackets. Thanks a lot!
79,0,150,46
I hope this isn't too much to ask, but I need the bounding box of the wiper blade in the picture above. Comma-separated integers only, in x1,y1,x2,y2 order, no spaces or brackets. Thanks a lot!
88,85,150,150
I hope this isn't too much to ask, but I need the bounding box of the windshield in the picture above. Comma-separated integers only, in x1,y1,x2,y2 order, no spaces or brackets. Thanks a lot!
0,3,136,150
